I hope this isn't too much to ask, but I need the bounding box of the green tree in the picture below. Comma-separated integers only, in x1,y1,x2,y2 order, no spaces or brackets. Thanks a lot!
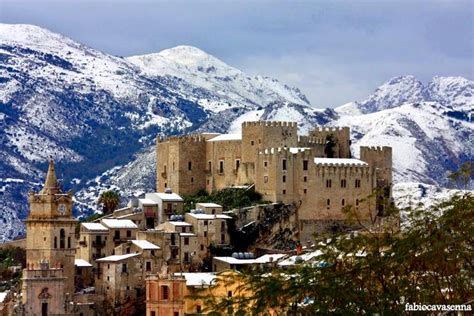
204,191,473,314
98,190,120,214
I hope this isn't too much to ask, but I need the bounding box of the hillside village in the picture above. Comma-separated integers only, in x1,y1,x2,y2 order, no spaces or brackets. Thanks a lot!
0,120,399,315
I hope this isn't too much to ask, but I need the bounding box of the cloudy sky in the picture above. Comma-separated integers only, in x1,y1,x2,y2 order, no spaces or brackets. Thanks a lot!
1,0,472,108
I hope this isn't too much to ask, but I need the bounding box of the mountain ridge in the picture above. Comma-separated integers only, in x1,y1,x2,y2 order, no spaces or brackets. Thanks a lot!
0,23,472,242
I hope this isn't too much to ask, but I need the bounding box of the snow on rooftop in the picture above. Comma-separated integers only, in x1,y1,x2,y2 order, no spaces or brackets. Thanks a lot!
174,272,217,287
187,213,232,220
207,133,242,142
131,240,160,250
277,250,323,267
101,219,138,229
313,158,368,166
260,147,309,154
82,222,108,231
180,232,197,237
148,192,184,202
96,253,140,262
75,259,93,267
168,221,192,226
196,202,222,208
139,198,157,205
214,254,285,265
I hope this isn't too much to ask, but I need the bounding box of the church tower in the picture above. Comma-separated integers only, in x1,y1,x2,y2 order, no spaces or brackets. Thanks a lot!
22,160,78,315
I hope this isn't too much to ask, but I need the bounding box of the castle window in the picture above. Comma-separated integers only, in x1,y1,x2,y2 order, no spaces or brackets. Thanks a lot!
282,175,286,183
342,199,345,206
146,261,151,272
282,159,287,170
355,179,361,188
161,285,169,300
204,231,207,237
228,291,233,297
208,161,212,171
126,230,131,237
264,161,268,167
341,179,347,188
283,189,286,195
184,237,189,245
264,176,268,183
327,199,331,208
304,176,307,182
221,221,225,231
164,182,167,188
251,140,254,146
188,161,192,170
191,177,194,183
303,160,308,171
326,179,332,188
356,199,359,206
54,237,57,249
304,189,307,194
59,229,65,249
235,159,240,170
219,161,224,173
67,237,71,248
122,263,127,273
258,139,262,144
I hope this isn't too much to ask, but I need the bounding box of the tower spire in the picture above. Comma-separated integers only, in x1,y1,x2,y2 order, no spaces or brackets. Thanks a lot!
40,159,61,194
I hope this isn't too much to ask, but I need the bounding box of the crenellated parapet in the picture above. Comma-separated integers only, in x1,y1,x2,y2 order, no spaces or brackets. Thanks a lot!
158,134,208,144
242,121,298,128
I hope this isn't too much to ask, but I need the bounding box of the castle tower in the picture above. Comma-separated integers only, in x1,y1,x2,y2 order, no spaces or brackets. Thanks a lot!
360,146,393,215
241,121,298,164
22,160,78,315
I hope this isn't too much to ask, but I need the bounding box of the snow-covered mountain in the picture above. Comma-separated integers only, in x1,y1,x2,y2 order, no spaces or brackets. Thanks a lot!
332,76,473,187
0,23,472,241
0,23,311,241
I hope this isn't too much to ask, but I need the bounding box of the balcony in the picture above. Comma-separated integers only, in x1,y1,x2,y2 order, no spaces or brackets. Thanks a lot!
92,240,106,248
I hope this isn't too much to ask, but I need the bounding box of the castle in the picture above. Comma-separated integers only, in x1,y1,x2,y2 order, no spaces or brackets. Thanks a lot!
157,121,392,241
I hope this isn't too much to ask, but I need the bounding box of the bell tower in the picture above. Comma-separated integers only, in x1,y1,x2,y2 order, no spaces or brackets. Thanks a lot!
22,160,77,315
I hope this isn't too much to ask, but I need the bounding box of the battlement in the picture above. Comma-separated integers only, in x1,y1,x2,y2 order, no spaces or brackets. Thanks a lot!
360,146,392,153
298,135,326,145
311,126,349,133
242,120,298,128
258,147,311,156
158,134,208,143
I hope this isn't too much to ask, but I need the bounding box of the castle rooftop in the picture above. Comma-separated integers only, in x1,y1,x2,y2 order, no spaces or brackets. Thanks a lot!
207,133,242,142
314,158,368,166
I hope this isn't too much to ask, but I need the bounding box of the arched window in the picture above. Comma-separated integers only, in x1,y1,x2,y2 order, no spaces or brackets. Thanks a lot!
67,237,71,249
60,229,65,249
